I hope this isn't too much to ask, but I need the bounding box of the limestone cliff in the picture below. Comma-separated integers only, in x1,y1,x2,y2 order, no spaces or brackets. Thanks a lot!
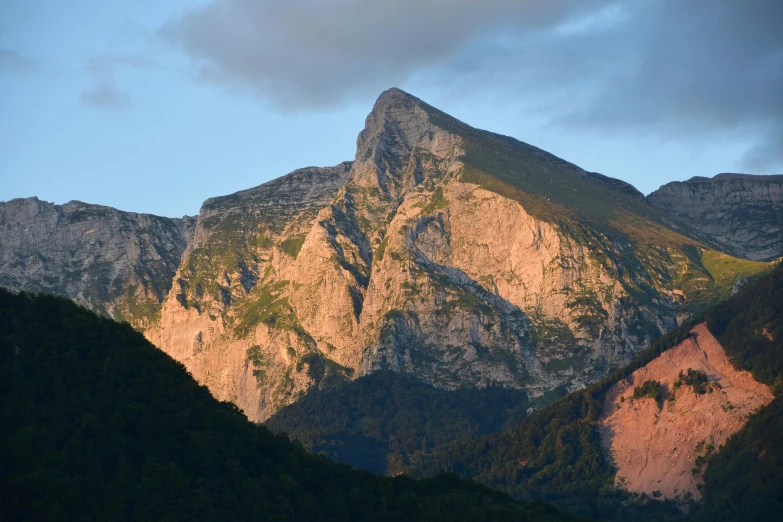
0,90,774,422
0,197,194,327
647,173,783,261
147,89,770,421
599,323,773,500
146,163,353,420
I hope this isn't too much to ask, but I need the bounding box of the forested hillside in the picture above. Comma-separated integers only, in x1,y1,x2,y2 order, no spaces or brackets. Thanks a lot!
0,289,584,522
266,371,530,475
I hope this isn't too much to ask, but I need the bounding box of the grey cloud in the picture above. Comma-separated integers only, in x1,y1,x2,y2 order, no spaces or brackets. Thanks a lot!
742,127,783,173
79,55,159,111
159,0,602,109
445,0,783,171
0,25,38,74
580,0,783,172
80,57,131,111
0,48,37,74
161,0,783,170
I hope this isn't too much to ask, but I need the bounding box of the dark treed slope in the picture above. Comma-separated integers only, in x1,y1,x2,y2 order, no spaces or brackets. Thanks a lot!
401,262,783,520
0,289,585,522
266,371,530,475
648,173,783,261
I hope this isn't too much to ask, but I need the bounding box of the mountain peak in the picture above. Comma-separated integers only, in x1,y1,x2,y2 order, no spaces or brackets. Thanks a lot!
373,87,421,109
353,89,461,191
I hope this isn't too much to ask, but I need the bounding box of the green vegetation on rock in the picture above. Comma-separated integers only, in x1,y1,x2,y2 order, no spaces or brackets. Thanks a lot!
633,380,664,401
674,369,709,394
280,236,306,258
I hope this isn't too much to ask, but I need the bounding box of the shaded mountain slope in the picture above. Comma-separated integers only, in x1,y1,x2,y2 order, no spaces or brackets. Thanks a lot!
266,371,530,475
648,173,783,261
0,288,584,522
0,197,194,328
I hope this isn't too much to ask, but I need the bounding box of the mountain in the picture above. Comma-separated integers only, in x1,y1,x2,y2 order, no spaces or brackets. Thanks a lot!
0,89,773,422
144,88,769,420
403,262,783,520
648,173,783,261
0,288,585,521
147,162,354,419
0,197,194,328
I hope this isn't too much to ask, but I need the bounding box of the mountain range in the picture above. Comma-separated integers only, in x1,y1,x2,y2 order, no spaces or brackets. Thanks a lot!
2,88,782,521
1,89,779,424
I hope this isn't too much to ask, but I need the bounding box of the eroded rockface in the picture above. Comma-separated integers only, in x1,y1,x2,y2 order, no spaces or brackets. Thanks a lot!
599,323,772,500
648,174,783,261
146,163,354,420
0,197,194,327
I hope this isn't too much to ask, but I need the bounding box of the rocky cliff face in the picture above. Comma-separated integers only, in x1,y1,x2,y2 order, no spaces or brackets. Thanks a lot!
146,163,354,420
147,89,770,421
0,197,194,327
599,323,772,500
0,90,773,422
647,174,783,261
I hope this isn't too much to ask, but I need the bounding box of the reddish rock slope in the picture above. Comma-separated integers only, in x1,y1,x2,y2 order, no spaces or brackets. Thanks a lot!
599,323,772,500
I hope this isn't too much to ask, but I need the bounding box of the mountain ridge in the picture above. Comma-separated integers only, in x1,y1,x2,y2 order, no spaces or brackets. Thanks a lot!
647,173,783,260
0,88,777,422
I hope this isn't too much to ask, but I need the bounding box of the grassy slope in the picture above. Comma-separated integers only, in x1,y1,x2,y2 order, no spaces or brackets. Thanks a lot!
420,100,769,314
0,288,585,522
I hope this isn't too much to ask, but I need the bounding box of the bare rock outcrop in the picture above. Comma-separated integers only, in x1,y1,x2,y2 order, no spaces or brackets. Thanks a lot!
648,173,783,261
147,163,353,420
0,197,194,327
599,323,773,500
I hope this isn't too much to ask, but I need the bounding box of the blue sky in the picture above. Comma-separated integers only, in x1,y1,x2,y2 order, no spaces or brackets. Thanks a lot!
2,0,781,217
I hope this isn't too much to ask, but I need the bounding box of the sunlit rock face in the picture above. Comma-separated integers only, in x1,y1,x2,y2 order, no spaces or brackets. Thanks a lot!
144,89,764,421
600,323,772,500
0,89,771,421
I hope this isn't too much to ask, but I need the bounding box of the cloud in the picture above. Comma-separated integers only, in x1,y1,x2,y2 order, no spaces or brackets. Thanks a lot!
80,57,131,111
0,48,37,74
159,0,602,109
742,127,783,173
79,55,158,111
160,0,783,170
0,26,38,74
544,0,783,172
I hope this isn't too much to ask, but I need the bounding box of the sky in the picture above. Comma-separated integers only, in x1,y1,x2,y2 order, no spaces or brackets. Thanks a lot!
1,0,781,218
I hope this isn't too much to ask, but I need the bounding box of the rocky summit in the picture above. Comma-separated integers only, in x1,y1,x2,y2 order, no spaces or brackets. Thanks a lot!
0,197,194,328
0,89,775,421
648,173,783,261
